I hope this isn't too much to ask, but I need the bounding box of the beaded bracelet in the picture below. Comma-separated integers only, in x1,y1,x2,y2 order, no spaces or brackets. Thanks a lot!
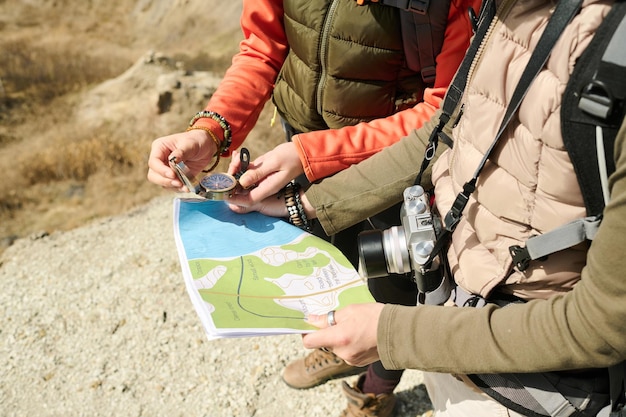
188,110,232,155
185,125,222,172
283,181,311,231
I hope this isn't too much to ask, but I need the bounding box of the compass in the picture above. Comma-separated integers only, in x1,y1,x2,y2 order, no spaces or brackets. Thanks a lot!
169,148,250,201
198,172,238,200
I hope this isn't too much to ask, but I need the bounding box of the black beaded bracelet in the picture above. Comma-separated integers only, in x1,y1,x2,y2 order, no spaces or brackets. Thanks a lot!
188,110,232,155
283,181,311,231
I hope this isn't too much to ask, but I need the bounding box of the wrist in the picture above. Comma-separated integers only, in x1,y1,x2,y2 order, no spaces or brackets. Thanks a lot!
185,126,221,172
282,181,311,231
188,110,232,155
299,192,315,220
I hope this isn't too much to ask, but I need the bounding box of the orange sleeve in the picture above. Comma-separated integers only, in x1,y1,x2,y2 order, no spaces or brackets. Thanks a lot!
192,0,289,155
293,0,481,182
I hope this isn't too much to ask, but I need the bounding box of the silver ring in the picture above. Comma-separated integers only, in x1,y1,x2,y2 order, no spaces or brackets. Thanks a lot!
327,310,337,327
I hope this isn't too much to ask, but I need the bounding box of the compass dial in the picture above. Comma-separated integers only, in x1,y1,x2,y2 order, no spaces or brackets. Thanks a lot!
198,172,238,200
201,173,237,191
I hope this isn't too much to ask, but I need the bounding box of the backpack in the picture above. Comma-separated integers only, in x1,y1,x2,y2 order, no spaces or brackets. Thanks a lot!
486,3,626,416
475,2,626,416
485,5,626,414
410,0,626,415
372,0,451,84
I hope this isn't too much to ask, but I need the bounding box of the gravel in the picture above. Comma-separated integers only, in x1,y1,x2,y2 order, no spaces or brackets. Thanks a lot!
0,195,432,417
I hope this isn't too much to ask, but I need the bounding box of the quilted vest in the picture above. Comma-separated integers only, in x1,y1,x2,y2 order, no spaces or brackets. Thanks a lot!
431,0,612,300
272,0,448,133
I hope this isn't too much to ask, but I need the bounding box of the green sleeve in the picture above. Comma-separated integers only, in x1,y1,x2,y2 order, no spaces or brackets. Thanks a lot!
377,119,626,374
305,110,448,235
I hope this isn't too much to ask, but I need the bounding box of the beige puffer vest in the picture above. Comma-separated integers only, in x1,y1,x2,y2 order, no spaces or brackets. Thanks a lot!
431,0,613,300
273,0,428,133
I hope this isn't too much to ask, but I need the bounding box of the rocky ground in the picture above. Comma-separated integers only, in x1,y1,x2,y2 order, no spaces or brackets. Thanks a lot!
0,195,433,417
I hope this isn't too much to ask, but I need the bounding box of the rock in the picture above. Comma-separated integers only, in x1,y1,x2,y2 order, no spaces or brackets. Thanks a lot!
75,51,222,132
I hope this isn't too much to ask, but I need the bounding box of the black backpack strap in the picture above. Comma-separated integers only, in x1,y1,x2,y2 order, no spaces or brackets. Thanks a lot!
379,0,450,84
397,0,450,83
379,0,429,13
561,0,626,216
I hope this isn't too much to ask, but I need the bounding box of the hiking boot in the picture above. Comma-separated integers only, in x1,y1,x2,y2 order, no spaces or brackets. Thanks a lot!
282,348,363,389
340,373,397,417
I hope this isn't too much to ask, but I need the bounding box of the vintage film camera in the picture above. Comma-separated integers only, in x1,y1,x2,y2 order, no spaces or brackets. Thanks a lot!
357,185,452,305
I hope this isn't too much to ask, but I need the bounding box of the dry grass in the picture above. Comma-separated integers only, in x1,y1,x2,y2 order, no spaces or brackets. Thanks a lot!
0,39,125,108
0,34,142,245
0,98,166,247
0,0,283,252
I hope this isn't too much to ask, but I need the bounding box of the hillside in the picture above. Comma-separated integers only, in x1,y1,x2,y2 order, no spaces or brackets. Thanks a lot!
0,3,435,416
0,3,434,415
0,0,283,251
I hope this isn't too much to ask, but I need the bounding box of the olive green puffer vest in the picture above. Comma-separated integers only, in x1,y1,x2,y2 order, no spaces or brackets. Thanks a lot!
273,0,447,133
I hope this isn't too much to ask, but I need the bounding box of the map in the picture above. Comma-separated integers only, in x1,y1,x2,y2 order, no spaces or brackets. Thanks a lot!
172,198,375,339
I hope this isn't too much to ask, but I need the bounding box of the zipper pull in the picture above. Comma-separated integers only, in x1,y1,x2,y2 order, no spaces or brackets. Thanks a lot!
468,7,478,33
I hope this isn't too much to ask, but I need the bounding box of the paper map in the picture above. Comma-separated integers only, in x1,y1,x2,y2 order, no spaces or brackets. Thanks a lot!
172,198,374,339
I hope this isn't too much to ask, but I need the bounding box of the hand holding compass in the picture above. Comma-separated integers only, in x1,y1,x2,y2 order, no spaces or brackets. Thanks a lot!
168,148,250,200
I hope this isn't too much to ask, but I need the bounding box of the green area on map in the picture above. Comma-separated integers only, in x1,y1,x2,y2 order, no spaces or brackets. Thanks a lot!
187,235,374,330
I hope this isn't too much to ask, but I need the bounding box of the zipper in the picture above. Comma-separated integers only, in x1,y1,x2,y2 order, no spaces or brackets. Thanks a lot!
316,0,340,116
465,0,516,87
449,0,516,171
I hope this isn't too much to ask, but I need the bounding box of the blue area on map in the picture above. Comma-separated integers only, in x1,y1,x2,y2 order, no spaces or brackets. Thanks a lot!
175,199,305,259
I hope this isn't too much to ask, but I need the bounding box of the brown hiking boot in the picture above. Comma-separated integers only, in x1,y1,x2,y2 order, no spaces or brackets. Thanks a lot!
340,374,397,417
282,348,363,389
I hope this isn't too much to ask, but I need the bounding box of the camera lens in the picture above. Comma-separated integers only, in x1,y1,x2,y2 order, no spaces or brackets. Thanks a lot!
382,226,411,275
357,230,388,278
357,227,412,278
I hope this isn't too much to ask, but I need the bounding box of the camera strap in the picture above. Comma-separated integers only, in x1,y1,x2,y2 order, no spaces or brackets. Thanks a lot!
422,0,584,271
413,0,496,186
